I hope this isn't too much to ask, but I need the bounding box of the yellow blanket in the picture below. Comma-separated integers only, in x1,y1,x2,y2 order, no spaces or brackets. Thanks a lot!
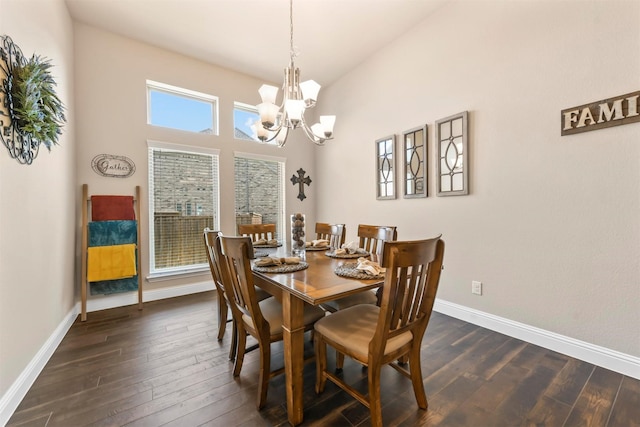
87,244,137,282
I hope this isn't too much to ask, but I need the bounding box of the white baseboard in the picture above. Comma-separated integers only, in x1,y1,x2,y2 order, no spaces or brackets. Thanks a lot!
0,281,213,426
0,308,77,427
433,299,640,380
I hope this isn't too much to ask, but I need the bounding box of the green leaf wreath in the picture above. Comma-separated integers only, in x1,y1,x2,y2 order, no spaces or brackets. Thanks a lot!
10,54,66,151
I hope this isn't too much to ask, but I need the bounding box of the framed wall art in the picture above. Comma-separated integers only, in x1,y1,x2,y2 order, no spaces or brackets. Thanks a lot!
375,135,396,200
435,111,468,196
402,125,427,198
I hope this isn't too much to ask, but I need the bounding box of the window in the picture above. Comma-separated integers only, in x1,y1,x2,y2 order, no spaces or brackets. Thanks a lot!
234,102,260,141
234,152,285,241
148,141,220,277
147,80,218,135
234,101,280,146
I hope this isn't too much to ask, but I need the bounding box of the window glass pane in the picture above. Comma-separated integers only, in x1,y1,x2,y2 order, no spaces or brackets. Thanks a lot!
233,102,281,145
147,80,218,134
148,142,220,274
234,102,260,141
234,154,284,241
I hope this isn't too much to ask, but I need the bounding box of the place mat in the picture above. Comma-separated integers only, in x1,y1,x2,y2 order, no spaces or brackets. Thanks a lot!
305,245,331,251
253,262,309,273
325,248,370,259
252,243,283,248
253,250,270,258
335,262,384,280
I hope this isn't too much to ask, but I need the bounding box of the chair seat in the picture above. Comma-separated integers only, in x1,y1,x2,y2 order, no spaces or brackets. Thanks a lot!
254,286,271,302
243,297,326,336
321,290,378,312
314,304,412,361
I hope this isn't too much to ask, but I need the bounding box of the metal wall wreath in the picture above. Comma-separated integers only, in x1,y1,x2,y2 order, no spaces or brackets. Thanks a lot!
0,35,66,165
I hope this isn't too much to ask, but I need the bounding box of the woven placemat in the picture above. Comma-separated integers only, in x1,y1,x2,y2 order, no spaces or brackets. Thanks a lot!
335,262,384,280
325,248,370,259
253,243,283,248
253,262,309,273
305,245,331,251
253,250,270,258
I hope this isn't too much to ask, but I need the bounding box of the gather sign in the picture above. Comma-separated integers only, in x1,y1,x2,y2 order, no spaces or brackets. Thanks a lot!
561,90,639,135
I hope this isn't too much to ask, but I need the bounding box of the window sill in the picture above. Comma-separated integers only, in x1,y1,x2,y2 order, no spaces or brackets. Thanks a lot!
147,266,209,282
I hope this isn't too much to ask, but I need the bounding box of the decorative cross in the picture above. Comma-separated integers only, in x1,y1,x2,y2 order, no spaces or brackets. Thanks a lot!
291,168,312,201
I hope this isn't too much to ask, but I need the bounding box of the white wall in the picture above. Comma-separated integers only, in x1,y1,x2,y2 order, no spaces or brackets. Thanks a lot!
317,0,640,357
0,0,75,404
73,24,318,296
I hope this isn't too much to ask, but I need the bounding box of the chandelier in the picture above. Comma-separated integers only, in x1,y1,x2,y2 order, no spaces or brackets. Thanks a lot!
255,0,336,147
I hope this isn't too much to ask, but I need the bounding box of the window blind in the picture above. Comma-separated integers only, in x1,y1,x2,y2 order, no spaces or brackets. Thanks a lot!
234,154,285,242
148,143,219,274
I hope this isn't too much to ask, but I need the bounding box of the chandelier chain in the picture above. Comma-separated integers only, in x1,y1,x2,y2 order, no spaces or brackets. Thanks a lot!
289,0,295,62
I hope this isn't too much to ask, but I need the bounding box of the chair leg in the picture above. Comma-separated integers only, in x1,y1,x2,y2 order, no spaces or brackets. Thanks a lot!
368,363,383,427
228,319,237,361
336,350,345,370
257,342,271,409
314,333,327,394
233,327,247,377
409,348,428,409
217,297,228,341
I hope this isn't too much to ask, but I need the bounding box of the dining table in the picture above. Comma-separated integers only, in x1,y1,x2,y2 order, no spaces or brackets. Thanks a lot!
251,245,383,426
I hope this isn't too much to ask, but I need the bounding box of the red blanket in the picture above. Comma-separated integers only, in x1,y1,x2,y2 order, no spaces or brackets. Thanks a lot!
91,195,135,221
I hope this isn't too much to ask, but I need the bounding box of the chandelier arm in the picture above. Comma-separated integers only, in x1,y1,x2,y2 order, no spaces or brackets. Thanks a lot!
258,124,289,146
299,115,328,146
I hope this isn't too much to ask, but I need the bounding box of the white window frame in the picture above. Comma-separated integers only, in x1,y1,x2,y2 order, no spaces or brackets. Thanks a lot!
146,80,219,135
148,140,220,280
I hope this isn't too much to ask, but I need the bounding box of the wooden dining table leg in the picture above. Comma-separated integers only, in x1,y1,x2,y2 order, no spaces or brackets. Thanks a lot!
282,292,305,425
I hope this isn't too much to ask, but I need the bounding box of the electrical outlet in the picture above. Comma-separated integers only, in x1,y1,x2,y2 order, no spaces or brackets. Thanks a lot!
472,280,482,295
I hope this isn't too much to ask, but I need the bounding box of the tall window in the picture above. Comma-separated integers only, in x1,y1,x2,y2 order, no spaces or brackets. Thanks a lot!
234,152,285,241
147,80,218,135
148,141,220,276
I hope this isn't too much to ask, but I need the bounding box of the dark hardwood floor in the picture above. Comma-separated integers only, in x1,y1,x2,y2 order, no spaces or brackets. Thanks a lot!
7,291,640,426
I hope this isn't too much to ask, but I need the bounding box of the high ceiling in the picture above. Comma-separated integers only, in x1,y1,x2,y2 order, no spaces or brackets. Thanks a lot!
64,0,446,86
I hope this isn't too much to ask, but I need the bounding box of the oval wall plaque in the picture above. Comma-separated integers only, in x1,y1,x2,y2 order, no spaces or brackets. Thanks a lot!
91,154,136,178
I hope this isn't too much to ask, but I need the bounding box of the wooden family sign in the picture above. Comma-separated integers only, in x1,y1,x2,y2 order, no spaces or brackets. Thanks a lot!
561,90,640,135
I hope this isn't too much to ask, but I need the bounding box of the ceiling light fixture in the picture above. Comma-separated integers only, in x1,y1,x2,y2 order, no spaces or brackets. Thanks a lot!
255,0,336,147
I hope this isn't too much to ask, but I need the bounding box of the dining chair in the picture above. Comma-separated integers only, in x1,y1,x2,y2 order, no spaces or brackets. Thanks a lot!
320,224,397,313
357,224,397,258
237,223,276,242
313,236,445,427
217,235,326,409
203,229,231,343
203,228,271,360
315,222,346,249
